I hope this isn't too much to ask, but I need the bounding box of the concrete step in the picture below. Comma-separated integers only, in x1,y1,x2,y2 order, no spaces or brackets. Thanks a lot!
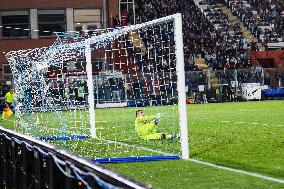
218,4,264,49
195,58,209,70
211,83,221,88
211,77,219,82
197,64,209,69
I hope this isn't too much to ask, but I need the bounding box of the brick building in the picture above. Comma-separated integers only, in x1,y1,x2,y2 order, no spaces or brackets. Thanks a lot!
0,0,131,94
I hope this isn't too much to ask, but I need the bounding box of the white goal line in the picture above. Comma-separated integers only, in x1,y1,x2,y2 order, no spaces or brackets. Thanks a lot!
96,137,175,156
186,158,284,184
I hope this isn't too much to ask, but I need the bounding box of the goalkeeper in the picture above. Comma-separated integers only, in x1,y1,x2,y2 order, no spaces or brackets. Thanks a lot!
134,110,178,140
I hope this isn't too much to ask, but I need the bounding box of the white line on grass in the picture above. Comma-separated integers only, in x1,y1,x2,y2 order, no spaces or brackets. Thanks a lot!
236,121,245,124
251,122,259,125
186,158,284,184
219,120,284,128
96,138,284,184
97,138,172,156
221,120,229,123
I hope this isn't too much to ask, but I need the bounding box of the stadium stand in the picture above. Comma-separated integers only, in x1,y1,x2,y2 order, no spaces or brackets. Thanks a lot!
118,0,257,72
116,0,284,72
107,0,283,103
225,0,284,50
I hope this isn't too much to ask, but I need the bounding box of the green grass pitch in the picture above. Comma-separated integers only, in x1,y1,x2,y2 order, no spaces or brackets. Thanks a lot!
1,100,284,188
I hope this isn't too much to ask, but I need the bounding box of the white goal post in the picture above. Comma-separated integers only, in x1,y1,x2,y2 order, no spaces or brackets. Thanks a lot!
173,14,189,159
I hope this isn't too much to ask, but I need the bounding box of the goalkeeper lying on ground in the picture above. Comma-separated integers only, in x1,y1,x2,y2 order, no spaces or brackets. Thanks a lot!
134,110,179,140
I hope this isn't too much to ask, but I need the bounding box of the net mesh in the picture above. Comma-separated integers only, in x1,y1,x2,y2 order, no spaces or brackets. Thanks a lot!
6,14,184,159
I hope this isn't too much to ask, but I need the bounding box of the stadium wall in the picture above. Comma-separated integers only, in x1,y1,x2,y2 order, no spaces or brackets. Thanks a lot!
251,50,284,69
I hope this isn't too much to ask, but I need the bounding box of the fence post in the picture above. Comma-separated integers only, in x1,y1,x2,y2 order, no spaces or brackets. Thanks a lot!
34,150,41,189
6,139,13,189
48,154,55,189
235,69,238,95
207,69,211,91
11,141,19,189
48,154,66,189
0,136,8,188
65,163,73,189
20,144,30,189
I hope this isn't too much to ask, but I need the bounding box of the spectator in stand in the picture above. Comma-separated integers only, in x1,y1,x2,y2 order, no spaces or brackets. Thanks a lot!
118,0,259,73
113,15,120,27
110,78,120,102
227,0,284,49
121,9,129,26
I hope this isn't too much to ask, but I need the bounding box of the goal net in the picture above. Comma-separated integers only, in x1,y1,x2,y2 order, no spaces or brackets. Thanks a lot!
5,13,189,161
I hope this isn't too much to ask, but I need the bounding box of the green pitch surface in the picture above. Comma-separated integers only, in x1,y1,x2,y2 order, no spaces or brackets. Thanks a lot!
1,100,284,188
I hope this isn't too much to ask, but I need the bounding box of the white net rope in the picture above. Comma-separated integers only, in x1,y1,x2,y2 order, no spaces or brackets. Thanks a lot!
6,14,183,158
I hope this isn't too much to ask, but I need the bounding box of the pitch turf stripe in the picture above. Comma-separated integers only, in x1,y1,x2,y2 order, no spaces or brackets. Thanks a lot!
186,158,284,184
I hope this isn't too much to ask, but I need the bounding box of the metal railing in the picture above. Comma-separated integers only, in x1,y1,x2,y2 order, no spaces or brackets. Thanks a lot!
0,126,150,189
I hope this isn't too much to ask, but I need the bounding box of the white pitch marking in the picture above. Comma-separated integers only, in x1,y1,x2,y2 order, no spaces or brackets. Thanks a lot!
96,138,172,156
251,122,259,125
186,158,284,184
219,120,283,128
235,121,245,124
221,121,230,123
95,138,284,184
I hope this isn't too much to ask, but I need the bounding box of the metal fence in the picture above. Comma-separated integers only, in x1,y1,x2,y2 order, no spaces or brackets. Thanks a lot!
185,68,284,102
186,68,284,90
9,68,283,110
92,68,283,104
0,127,149,189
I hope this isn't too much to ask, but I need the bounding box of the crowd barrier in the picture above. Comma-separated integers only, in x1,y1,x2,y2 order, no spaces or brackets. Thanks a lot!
0,127,149,189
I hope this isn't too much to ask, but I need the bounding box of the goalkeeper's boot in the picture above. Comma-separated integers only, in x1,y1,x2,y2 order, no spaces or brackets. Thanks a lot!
171,133,180,140
161,133,167,139
176,133,181,139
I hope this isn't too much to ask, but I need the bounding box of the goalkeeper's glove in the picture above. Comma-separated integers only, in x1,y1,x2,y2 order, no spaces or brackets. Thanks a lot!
154,113,162,125
154,118,159,125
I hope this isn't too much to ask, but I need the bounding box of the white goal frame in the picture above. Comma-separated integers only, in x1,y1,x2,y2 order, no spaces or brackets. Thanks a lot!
84,13,189,159
6,13,189,159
